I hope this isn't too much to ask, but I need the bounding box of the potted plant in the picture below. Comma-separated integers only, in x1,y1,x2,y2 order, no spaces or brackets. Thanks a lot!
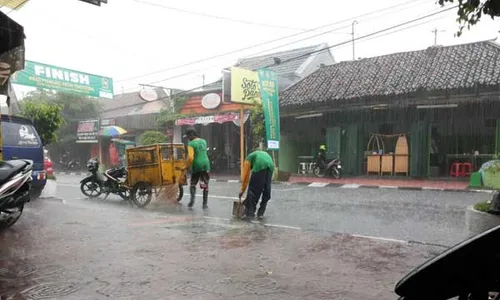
481,159,500,189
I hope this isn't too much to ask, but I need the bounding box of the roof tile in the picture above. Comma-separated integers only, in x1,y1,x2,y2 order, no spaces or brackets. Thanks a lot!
281,41,500,107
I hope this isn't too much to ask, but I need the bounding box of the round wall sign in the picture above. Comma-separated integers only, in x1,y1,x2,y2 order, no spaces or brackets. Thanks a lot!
139,89,158,101
201,93,221,110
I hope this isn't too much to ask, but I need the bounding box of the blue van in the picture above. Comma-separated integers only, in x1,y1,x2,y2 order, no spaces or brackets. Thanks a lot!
1,114,46,199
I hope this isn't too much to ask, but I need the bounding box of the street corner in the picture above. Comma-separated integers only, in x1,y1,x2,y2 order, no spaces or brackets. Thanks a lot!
39,179,57,199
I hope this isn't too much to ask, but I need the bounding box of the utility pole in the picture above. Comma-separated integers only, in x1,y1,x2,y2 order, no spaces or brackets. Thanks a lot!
432,28,445,46
352,20,358,60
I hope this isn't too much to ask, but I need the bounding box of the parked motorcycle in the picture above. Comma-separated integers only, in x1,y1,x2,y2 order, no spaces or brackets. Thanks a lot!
313,158,342,179
60,152,81,171
395,225,500,300
80,158,130,200
0,159,33,229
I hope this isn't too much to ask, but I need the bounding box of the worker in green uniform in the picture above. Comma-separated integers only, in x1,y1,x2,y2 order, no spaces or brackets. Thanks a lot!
239,149,275,219
183,127,211,209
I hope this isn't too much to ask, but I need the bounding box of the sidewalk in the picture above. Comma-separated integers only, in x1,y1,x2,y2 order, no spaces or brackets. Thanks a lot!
209,173,488,193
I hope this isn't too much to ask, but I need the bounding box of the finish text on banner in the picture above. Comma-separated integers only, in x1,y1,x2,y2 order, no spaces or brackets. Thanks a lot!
257,69,280,150
11,61,114,99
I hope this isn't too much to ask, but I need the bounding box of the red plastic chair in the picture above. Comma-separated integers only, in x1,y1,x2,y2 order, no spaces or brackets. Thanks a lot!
450,162,462,177
461,162,473,177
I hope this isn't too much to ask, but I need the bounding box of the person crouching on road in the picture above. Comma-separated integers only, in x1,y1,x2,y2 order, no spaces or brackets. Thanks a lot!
239,149,274,219
183,127,211,209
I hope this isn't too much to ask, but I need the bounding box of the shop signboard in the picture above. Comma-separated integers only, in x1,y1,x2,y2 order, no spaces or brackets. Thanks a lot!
257,69,280,150
175,113,248,126
76,119,100,143
229,67,261,105
201,93,221,110
10,61,114,99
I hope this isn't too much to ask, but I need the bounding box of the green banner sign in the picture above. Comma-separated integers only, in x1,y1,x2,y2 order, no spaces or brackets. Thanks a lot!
10,60,114,99
257,69,280,150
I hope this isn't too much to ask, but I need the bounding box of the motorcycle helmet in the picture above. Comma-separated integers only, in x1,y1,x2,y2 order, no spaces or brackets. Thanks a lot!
319,145,326,151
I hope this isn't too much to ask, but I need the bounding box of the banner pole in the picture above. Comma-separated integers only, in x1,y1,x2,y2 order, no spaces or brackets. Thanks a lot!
240,106,245,179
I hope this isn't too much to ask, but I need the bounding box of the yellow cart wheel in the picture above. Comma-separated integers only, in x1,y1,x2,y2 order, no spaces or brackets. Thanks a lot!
131,182,153,208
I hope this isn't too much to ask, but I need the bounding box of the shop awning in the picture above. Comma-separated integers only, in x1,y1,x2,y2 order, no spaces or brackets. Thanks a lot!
175,112,249,126
0,11,25,95
0,11,25,54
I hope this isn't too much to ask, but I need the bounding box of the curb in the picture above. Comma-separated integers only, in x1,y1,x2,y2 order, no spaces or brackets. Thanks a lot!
54,173,494,194
212,179,494,194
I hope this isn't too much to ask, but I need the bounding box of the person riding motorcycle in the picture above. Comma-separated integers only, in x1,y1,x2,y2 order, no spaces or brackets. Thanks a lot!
316,144,327,168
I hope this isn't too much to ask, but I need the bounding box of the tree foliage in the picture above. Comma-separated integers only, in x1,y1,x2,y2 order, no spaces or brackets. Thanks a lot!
139,131,168,145
21,90,101,146
439,0,500,36
157,95,188,127
19,98,65,146
249,101,266,148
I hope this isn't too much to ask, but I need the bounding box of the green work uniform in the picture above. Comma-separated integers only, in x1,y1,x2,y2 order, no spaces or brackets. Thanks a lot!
188,138,211,173
246,150,274,173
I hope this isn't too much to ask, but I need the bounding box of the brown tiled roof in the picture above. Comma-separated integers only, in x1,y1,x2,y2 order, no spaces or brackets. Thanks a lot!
281,40,500,107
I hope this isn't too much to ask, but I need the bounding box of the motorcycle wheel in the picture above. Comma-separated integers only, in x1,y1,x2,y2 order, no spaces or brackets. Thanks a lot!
131,182,153,208
177,185,184,202
313,166,326,178
0,204,23,230
80,178,102,198
333,170,341,179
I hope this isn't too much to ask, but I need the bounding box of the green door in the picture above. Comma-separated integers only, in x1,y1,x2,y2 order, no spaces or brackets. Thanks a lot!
326,127,341,160
410,121,430,177
495,120,500,156
341,124,363,175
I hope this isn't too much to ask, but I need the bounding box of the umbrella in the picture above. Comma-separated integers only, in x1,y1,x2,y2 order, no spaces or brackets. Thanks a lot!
99,126,127,137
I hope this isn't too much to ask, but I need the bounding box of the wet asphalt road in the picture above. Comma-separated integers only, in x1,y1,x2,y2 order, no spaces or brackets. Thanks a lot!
57,174,485,246
0,175,486,299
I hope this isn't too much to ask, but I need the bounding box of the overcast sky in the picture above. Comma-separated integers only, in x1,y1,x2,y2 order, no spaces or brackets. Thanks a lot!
2,0,500,98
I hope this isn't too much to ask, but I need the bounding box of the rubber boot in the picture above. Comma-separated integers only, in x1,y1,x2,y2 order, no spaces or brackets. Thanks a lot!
202,190,208,209
188,186,196,208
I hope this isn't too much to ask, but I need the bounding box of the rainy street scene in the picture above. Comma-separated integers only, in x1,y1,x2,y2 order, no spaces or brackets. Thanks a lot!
2,0,500,299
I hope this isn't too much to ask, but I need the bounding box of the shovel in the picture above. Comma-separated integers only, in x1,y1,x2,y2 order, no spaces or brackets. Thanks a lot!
232,195,245,219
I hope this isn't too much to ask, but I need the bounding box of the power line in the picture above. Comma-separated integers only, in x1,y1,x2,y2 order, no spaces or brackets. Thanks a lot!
133,0,308,31
259,5,458,69
131,4,449,88
335,15,449,52
116,0,427,83
113,5,459,110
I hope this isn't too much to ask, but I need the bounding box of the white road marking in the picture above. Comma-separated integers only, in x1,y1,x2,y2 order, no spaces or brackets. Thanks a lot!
422,187,445,191
264,223,301,230
340,184,361,189
351,234,408,244
227,180,240,183
379,186,398,189
308,182,329,187
197,194,239,200
202,216,301,230
275,187,303,192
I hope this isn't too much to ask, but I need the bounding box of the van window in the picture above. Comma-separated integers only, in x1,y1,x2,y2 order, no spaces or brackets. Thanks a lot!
1,122,40,147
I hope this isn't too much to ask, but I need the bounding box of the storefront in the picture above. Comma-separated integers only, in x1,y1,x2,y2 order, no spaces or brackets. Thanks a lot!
174,91,251,173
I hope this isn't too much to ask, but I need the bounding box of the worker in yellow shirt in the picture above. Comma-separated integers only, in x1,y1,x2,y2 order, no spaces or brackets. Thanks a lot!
239,149,274,219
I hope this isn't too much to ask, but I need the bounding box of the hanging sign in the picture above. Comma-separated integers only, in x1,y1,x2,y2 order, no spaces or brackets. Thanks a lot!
257,69,280,150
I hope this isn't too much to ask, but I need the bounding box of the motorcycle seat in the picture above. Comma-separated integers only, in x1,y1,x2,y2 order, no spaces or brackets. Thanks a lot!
0,160,30,183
